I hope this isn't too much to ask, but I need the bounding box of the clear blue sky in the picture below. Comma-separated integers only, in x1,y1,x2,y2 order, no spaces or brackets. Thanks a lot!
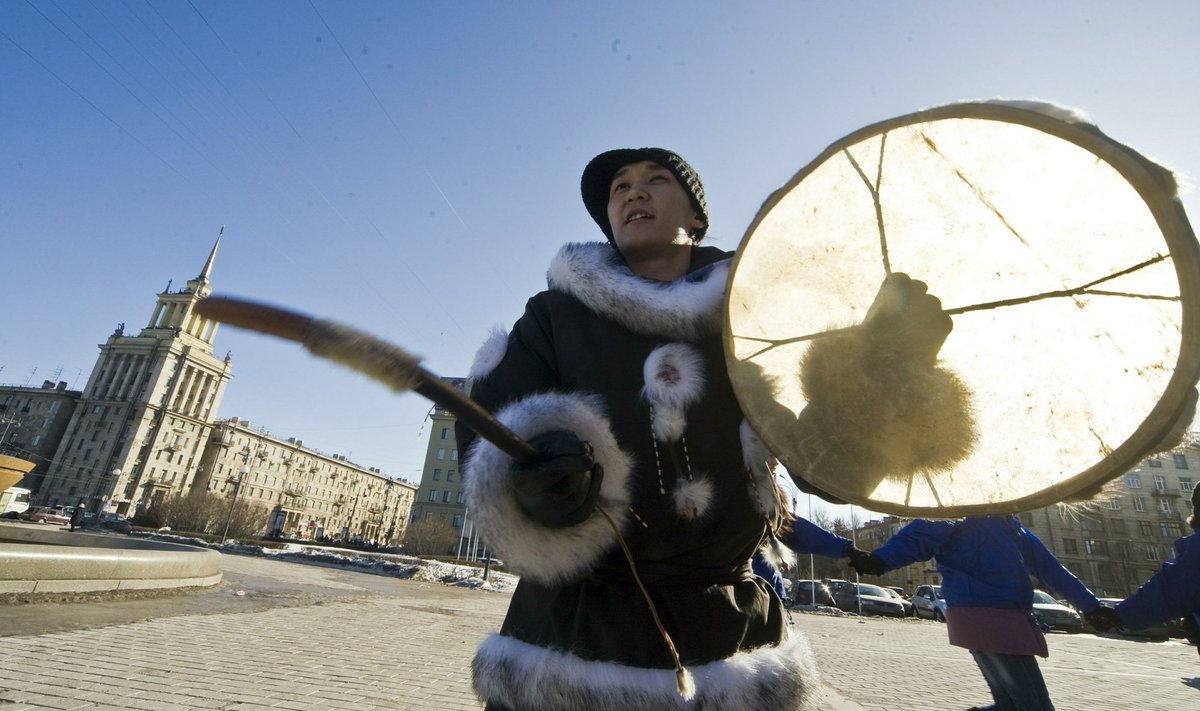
3,1,1199,517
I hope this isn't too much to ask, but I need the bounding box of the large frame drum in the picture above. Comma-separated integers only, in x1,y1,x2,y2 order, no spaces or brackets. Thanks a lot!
726,101,1200,516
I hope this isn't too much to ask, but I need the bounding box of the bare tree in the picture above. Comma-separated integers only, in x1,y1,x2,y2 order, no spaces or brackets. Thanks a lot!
138,491,270,539
403,518,458,556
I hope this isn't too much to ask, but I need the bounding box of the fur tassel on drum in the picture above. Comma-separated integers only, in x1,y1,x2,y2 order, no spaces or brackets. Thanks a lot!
797,326,976,493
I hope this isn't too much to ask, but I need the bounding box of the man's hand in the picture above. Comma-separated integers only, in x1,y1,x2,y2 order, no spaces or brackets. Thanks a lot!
863,273,952,368
1084,606,1124,633
847,549,888,576
510,430,604,528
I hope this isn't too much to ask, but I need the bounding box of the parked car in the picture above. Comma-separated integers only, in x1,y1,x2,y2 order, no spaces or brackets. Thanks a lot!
21,506,71,525
881,586,916,617
913,584,948,621
791,580,836,607
886,585,909,599
95,512,133,533
1031,589,1083,633
831,582,908,617
1093,597,1182,639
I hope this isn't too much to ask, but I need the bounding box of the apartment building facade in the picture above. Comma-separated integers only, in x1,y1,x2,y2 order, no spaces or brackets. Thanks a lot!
0,380,81,492
409,382,474,553
14,233,416,539
193,417,415,544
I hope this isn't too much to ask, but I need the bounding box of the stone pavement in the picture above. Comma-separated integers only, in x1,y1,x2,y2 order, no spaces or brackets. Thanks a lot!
1,552,1197,710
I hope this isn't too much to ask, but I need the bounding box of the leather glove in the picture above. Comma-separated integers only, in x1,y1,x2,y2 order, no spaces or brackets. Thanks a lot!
511,430,604,529
1084,605,1123,633
862,272,952,368
847,550,888,576
844,545,872,566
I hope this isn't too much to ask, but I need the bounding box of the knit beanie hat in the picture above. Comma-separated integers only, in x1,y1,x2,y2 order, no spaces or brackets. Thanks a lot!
581,148,708,243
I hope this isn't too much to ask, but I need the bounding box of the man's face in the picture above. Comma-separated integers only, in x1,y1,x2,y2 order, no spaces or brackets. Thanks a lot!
606,160,705,257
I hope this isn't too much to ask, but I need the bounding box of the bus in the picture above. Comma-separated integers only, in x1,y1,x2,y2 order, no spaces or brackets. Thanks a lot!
1,487,32,517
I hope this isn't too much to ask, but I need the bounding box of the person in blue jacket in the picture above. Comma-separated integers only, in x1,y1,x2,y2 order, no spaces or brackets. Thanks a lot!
850,515,1105,711
1093,485,1200,653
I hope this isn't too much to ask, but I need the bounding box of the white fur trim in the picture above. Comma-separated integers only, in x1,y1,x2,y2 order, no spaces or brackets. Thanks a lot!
982,98,1093,126
643,343,706,442
673,476,714,521
741,420,781,518
546,242,729,341
463,392,633,585
473,631,822,711
468,327,509,381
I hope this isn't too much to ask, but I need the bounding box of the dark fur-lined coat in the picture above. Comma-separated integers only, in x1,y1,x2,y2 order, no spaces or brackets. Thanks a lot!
458,242,821,710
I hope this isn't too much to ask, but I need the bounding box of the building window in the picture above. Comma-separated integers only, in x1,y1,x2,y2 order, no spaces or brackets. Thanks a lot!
451,449,458,461
442,490,452,503
446,469,455,482
457,491,466,504
1084,540,1107,556
1138,520,1154,536
1133,497,1146,512
436,448,446,460
1148,458,1163,468
428,489,438,502
1147,545,1161,561
440,427,450,440
452,514,463,529
1063,538,1078,554
1159,499,1173,514
1126,474,1142,488
1106,498,1121,510
1174,453,1189,469
432,468,441,480
1181,477,1194,493
1161,522,1182,539
1153,475,1167,492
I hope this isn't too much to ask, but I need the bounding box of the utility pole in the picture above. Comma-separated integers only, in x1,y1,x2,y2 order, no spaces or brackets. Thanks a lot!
220,446,252,544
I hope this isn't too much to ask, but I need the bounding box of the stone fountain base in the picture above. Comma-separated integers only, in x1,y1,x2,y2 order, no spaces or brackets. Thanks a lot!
0,522,221,594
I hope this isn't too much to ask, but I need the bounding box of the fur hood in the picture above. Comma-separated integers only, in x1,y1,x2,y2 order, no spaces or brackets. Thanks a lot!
546,242,731,341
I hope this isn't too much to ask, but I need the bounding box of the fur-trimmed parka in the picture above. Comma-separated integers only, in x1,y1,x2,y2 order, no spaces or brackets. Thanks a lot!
458,242,822,710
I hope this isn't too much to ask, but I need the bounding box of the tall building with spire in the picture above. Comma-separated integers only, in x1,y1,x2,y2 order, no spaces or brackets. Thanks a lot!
38,233,233,515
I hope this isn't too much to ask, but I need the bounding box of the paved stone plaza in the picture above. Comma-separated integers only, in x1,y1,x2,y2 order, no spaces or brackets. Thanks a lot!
1,552,1196,710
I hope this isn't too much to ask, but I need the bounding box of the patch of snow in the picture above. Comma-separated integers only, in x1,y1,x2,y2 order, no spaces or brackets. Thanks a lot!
131,531,518,592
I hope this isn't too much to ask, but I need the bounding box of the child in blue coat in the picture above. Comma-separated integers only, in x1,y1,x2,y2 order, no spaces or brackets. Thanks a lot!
851,515,1103,711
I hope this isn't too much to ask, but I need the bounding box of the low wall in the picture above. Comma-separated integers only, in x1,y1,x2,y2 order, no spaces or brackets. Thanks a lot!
0,522,222,594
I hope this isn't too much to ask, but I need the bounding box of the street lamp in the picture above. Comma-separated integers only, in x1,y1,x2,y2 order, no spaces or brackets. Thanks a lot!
101,468,121,514
221,448,251,544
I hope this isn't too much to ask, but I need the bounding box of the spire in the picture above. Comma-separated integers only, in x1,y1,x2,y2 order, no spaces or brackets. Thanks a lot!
199,225,223,283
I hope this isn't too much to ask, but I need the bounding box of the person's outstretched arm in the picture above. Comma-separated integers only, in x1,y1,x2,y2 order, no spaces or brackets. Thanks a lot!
1020,525,1100,612
1116,534,1200,631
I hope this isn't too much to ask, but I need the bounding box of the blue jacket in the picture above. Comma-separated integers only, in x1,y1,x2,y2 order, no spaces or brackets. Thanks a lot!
873,516,1099,612
779,514,854,558
752,554,789,601
1116,532,1200,631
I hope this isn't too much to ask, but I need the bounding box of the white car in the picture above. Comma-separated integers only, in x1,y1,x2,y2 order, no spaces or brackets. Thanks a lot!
913,584,948,621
